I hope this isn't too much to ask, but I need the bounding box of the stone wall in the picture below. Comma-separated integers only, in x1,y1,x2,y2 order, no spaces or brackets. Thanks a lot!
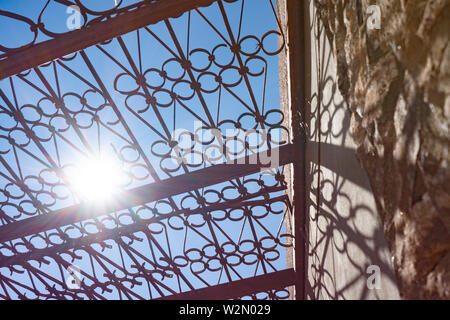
314,0,450,299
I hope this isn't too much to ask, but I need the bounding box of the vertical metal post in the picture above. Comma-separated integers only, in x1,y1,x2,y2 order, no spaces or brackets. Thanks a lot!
278,0,308,300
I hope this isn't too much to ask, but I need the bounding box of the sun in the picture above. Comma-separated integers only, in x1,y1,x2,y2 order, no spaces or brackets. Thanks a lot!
66,156,125,204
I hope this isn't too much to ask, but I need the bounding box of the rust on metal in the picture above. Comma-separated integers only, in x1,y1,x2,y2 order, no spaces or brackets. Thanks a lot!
0,0,304,300
0,0,217,79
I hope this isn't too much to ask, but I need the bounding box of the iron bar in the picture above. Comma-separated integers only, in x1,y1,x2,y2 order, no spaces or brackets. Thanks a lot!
159,268,295,300
0,0,218,80
0,144,295,243
0,0,299,300
281,0,308,300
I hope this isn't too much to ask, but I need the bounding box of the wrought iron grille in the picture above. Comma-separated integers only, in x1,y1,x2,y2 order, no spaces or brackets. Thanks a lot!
0,0,300,300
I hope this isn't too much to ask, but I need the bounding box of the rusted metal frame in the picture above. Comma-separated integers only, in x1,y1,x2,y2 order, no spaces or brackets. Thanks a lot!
218,85,258,116
0,87,84,276
15,262,68,299
0,276,23,299
114,33,217,193
15,261,61,297
116,29,240,285
9,58,160,296
53,0,76,7
159,188,287,242
0,275,25,299
53,258,113,300
50,255,107,300
159,268,295,300
116,36,174,140
0,293,7,300
0,0,220,80
15,73,53,100
55,59,105,99
252,201,289,245
0,144,295,243
186,198,234,284
142,26,183,61
198,219,235,283
194,8,232,47
0,273,43,300
0,85,81,254
52,130,90,159
0,0,298,300
249,208,290,275
140,23,215,131
0,121,48,180
165,16,265,282
216,0,265,129
82,246,144,300
0,190,286,285
245,214,269,275
1,191,287,296
49,262,100,301
181,176,281,284
0,155,49,217
1,140,51,170
113,36,211,283
79,250,131,300
123,209,196,294
235,0,245,44
105,27,207,128
0,274,11,300
140,229,196,292
199,194,289,271
16,263,73,300
33,67,94,154
210,194,289,235
75,249,126,300
79,50,161,183
130,230,187,298
163,19,216,127
86,45,168,140
101,7,247,194
142,230,185,296
0,208,14,225
192,3,264,119
282,0,308,300
0,86,58,169
114,237,178,298
166,94,216,128
0,92,56,171
113,34,212,224
146,189,235,288
26,265,72,299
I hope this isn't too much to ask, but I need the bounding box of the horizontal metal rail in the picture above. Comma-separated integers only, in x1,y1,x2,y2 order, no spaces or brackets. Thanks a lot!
0,0,217,80
159,268,296,300
0,194,288,269
0,144,296,243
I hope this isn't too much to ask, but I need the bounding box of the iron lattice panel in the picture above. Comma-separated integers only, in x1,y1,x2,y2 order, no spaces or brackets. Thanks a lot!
0,0,147,61
0,0,295,300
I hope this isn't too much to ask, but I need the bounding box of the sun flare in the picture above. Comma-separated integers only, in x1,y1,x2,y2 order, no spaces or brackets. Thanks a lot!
66,156,125,204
